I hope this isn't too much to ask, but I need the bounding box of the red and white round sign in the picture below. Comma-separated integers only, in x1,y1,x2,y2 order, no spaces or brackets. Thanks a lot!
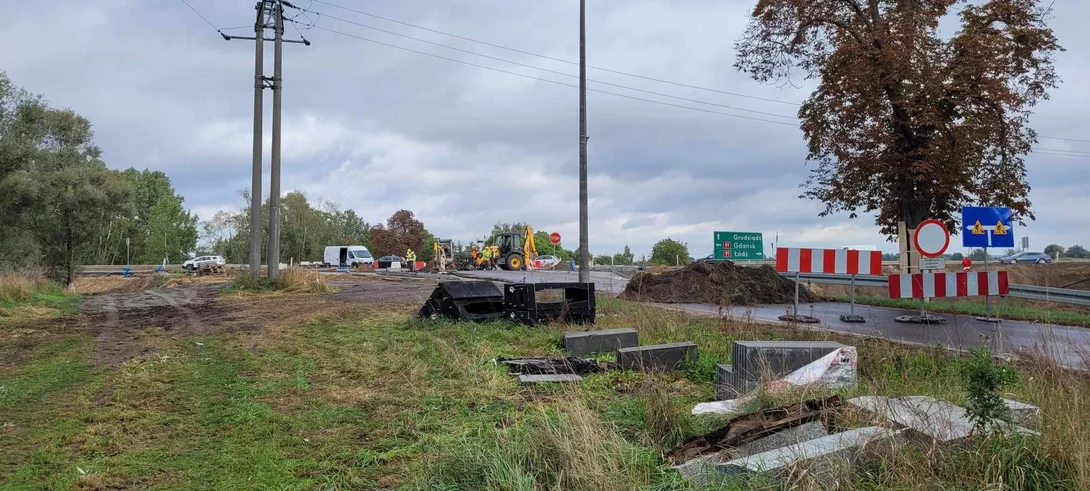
549,232,561,245
913,219,950,258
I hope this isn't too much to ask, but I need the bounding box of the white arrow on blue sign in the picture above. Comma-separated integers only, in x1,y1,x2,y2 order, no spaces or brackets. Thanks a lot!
961,207,1014,248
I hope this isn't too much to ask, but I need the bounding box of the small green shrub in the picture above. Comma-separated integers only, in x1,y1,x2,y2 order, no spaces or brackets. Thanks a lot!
961,343,1019,432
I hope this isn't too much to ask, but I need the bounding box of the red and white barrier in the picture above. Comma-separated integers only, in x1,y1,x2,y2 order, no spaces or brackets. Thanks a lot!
888,271,1009,299
775,248,882,275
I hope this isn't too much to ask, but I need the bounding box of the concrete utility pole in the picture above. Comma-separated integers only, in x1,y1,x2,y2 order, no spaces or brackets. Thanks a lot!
223,0,309,279
267,3,284,279
247,1,267,278
578,0,590,283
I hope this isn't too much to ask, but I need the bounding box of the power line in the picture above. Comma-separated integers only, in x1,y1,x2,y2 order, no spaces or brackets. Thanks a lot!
1038,135,1090,144
310,0,1090,144
1034,148,1090,157
312,26,799,127
310,0,803,107
179,0,229,39
308,11,798,120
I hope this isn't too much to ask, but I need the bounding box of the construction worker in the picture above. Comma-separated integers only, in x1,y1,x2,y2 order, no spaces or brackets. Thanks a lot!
490,245,500,270
479,244,492,270
406,248,417,271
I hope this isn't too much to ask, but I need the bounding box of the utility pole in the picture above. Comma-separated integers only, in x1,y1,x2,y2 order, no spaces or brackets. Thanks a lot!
267,2,284,279
223,1,309,279
578,0,590,283
247,1,267,278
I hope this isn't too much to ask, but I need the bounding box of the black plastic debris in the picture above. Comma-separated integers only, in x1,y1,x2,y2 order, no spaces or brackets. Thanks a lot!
502,282,596,326
418,281,506,321
497,356,607,375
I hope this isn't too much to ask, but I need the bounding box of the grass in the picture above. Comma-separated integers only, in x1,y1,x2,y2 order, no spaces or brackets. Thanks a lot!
841,294,1090,327
0,270,81,320
1,292,1088,489
221,267,334,296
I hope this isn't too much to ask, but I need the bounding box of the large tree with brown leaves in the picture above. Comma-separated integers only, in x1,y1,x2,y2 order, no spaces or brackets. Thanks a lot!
735,0,1061,236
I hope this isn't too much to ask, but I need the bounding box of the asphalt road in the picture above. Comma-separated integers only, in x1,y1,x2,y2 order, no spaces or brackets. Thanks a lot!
665,302,1089,370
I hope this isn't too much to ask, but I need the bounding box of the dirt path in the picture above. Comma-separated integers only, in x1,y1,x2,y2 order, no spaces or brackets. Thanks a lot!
79,279,437,368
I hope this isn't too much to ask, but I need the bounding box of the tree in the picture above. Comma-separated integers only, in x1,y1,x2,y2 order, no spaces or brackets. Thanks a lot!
948,252,965,261
735,0,1061,236
969,249,992,262
1044,244,1064,257
650,238,689,266
370,210,427,257
613,245,635,265
1066,245,1090,259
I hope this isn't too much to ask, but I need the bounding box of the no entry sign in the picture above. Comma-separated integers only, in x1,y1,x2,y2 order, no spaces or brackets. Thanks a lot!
549,232,561,245
913,219,950,258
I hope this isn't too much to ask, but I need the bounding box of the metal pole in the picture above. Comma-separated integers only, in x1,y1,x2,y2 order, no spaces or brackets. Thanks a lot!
984,247,992,318
248,1,266,277
794,271,800,317
577,0,590,283
849,275,856,317
267,1,283,280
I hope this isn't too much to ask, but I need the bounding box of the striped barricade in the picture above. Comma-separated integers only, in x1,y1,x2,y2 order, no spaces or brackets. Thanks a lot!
775,248,882,275
888,271,1009,299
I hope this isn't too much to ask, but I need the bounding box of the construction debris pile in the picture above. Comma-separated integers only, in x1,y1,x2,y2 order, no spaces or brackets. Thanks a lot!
418,280,596,325
620,261,818,305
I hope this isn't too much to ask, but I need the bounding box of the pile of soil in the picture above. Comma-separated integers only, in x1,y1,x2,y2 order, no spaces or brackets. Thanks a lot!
621,262,818,305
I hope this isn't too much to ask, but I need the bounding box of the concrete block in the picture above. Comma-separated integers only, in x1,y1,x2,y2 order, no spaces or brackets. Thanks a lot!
1004,398,1041,429
737,421,830,458
563,328,638,356
518,374,583,384
731,341,844,386
848,395,1037,444
717,426,901,479
671,450,732,487
617,342,698,370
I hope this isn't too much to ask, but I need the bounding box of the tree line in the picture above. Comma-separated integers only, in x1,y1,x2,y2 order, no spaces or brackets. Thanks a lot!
0,72,197,284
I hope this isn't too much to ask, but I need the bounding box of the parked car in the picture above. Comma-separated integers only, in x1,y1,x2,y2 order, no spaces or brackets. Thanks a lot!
998,251,1052,264
376,255,405,268
535,255,561,268
182,255,225,270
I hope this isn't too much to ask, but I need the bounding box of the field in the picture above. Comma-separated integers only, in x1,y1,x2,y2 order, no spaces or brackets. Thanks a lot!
2,273,1089,489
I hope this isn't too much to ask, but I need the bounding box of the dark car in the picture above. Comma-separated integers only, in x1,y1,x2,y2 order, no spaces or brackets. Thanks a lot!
999,251,1052,264
376,255,405,268
693,254,717,264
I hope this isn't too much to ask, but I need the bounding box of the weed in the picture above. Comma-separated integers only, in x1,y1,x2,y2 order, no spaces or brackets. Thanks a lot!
223,268,333,295
961,343,1019,432
0,269,80,319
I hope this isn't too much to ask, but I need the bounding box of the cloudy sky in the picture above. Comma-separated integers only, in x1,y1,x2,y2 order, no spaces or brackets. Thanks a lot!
2,0,1087,259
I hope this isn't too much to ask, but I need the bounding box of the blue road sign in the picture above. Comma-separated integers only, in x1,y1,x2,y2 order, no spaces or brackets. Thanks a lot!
961,207,1014,248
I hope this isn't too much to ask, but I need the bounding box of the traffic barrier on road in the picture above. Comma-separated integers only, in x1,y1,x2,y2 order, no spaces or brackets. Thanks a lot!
775,248,882,275
888,271,1009,299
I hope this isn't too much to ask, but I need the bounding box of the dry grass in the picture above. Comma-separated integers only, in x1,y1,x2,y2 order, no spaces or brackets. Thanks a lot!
0,269,51,303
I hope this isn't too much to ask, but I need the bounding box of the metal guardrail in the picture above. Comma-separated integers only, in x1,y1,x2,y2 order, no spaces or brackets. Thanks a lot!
786,272,1090,308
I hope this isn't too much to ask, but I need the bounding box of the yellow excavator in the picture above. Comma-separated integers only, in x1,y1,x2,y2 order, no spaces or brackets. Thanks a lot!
475,224,538,270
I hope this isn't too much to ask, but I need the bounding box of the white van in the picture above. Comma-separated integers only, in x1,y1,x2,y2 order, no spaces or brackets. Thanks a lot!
323,245,374,268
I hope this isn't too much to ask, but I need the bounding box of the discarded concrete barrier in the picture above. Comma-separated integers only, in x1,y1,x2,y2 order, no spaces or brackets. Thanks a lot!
717,426,902,480
518,374,583,384
673,421,831,487
728,341,847,395
848,395,1038,444
418,281,505,321
617,342,698,370
498,356,604,376
1003,398,1041,429
564,328,638,356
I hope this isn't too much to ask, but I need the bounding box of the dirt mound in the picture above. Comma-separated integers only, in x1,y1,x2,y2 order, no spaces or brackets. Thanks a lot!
621,262,818,305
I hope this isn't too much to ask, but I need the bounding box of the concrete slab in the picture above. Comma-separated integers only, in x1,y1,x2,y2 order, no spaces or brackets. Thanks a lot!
617,342,699,370
563,328,638,356
672,422,831,486
718,426,901,479
517,374,583,384
731,341,845,384
848,395,1037,444
1004,398,1042,429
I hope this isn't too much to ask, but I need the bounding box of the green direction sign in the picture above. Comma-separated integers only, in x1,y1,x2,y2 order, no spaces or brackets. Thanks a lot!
713,231,765,260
